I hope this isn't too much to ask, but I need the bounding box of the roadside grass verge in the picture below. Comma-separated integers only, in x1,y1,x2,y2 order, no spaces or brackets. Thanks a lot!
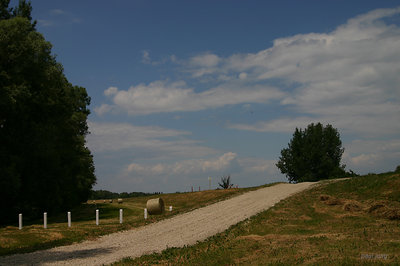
114,172,400,265
0,183,279,256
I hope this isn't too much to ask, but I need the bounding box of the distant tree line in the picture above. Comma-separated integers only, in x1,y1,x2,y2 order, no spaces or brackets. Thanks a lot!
0,1,95,223
89,190,155,200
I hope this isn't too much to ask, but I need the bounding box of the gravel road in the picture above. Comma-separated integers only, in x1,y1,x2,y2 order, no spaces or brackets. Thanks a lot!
0,182,314,265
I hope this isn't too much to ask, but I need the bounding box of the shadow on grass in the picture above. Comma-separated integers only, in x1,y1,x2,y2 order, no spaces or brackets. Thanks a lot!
0,247,115,264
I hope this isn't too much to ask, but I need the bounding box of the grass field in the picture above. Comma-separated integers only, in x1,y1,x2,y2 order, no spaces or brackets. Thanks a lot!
0,185,275,257
114,172,400,265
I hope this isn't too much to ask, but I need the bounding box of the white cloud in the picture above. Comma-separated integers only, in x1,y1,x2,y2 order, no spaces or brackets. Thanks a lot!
118,153,283,192
141,50,177,65
87,121,216,159
97,80,284,115
92,7,400,191
238,72,247,80
126,152,239,176
50,9,65,15
141,50,151,64
218,7,400,137
238,158,279,175
97,7,400,137
229,117,318,133
341,139,400,173
124,153,281,179
39,9,82,27
349,153,379,167
94,104,114,116
104,86,118,96
190,53,220,67
202,152,238,172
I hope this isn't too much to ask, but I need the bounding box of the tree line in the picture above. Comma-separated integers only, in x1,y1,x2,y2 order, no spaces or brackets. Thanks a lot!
89,190,153,200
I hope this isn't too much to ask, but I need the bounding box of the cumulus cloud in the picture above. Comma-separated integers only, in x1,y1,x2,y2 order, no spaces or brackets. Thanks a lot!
220,7,400,137
97,80,284,115
104,86,118,96
342,139,400,173
229,117,318,133
118,153,283,192
96,7,400,138
92,7,400,189
190,53,220,67
126,152,239,176
124,154,281,179
86,121,216,159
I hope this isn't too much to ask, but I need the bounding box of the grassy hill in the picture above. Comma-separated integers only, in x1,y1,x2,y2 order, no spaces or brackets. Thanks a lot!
0,184,272,256
116,172,400,265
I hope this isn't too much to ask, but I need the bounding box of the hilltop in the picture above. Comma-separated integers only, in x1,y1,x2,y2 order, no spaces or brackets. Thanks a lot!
120,172,400,265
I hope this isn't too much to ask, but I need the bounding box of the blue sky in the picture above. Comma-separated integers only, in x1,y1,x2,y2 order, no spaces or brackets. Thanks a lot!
23,1,400,192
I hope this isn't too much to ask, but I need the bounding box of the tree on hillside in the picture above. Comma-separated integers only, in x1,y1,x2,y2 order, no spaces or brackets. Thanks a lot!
276,123,348,183
0,0,95,223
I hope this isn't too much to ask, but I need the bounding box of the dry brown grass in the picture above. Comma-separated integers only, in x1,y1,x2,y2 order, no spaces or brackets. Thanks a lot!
118,173,400,265
0,186,264,256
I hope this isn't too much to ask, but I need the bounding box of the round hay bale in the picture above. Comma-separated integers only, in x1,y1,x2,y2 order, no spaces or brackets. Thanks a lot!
146,198,165,215
118,198,123,204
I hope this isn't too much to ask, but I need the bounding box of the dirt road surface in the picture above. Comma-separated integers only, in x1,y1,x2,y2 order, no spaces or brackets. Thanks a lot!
0,182,315,265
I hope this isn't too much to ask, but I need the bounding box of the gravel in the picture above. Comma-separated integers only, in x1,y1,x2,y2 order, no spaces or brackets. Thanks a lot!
0,182,314,265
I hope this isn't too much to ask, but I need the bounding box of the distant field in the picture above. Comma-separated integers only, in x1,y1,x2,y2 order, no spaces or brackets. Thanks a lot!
116,172,400,265
0,184,275,256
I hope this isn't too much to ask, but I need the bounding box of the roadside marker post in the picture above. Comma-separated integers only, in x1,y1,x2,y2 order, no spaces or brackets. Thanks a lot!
144,208,148,219
96,209,99,225
169,206,172,211
67,212,71,227
119,209,123,224
43,212,47,229
18,213,22,230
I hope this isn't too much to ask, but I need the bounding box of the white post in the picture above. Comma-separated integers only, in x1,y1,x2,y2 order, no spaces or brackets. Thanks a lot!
119,209,123,224
144,208,148,219
169,206,172,212
19,213,22,230
67,212,71,227
43,212,47,229
96,209,99,225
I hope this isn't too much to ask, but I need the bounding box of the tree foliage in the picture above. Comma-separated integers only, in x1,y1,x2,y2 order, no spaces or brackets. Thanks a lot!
0,1,95,223
218,175,233,189
276,123,348,183
395,165,400,174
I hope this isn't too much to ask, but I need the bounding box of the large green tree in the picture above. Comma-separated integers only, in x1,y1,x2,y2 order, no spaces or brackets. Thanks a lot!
276,123,347,183
0,1,95,222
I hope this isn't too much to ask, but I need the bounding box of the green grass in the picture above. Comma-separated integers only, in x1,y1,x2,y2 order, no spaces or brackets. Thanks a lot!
0,184,279,257
113,172,400,265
